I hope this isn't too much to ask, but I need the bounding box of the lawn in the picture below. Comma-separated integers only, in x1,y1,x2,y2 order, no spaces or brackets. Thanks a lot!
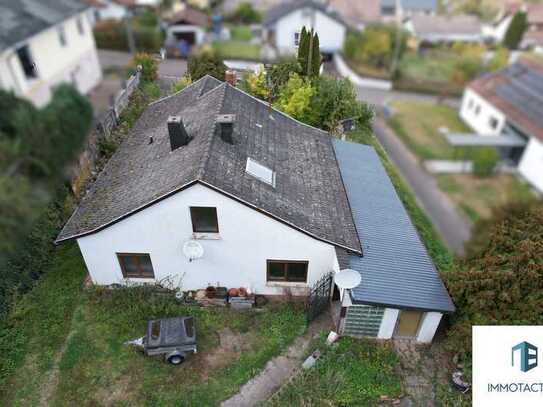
0,245,307,406
230,25,253,42
212,41,261,60
266,337,402,406
387,101,470,161
437,174,535,222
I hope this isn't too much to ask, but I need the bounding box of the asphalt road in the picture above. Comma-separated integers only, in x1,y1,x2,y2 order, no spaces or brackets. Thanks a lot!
98,49,187,78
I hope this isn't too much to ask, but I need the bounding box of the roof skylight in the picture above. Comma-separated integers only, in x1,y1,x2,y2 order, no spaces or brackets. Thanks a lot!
246,158,275,186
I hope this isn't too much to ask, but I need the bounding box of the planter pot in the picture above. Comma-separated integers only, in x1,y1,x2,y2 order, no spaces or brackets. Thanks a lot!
205,286,217,298
228,288,239,297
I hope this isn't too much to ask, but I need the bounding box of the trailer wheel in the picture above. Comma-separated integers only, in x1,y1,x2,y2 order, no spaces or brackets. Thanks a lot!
166,352,185,365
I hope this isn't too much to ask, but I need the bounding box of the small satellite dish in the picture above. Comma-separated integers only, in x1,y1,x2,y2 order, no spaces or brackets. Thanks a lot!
334,269,361,290
183,240,204,262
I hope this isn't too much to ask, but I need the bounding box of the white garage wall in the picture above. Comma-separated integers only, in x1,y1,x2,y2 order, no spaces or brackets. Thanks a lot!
377,308,400,339
77,183,340,295
518,137,543,194
416,312,443,343
274,8,346,55
460,88,506,136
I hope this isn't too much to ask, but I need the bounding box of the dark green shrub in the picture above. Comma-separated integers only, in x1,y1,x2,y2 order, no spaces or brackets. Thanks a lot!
129,52,158,83
503,11,528,49
269,57,302,96
228,2,262,24
93,20,161,52
472,147,499,177
187,50,227,81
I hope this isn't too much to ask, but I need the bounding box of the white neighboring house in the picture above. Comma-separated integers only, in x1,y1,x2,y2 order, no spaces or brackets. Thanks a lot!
459,60,543,194
56,75,455,343
0,0,102,107
404,14,483,47
482,3,522,44
85,0,131,25
262,0,349,57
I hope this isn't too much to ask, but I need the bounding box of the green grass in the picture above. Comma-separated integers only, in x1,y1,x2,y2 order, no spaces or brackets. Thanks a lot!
230,25,253,42
50,288,305,406
387,101,470,160
399,51,458,83
212,41,261,60
0,243,87,405
348,130,454,272
266,337,402,406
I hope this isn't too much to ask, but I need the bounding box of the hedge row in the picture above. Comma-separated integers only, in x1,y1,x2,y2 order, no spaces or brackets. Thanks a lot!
93,20,162,53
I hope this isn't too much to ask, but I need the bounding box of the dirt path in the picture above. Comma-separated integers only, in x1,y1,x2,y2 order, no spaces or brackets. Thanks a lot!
37,306,82,406
220,312,333,407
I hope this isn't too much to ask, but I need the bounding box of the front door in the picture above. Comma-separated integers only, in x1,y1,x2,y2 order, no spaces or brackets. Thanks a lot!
394,310,423,338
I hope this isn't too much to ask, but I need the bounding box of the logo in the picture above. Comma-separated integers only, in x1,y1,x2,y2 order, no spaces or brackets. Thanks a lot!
512,341,538,372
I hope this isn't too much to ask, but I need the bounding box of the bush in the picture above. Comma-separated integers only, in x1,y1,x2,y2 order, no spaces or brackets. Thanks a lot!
239,70,268,99
274,73,313,120
169,75,192,94
449,58,481,86
93,20,161,52
503,11,528,49
443,201,543,374
486,46,509,72
228,2,261,24
187,49,227,81
268,57,302,96
472,147,499,177
129,52,158,83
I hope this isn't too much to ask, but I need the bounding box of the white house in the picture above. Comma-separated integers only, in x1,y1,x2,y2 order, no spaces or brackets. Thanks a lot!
262,0,349,57
164,3,209,57
459,59,543,193
56,75,455,344
85,0,131,24
0,0,102,107
482,3,521,44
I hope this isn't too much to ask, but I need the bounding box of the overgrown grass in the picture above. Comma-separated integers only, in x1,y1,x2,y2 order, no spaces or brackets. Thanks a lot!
50,288,306,406
266,337,402,406
0,244,87,405
387,101,470,161
348,130,454,271
230,25,253,41
212,41,261,60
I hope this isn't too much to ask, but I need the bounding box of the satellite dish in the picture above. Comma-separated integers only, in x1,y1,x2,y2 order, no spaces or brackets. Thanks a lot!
183,240,204,262
334,269,361,289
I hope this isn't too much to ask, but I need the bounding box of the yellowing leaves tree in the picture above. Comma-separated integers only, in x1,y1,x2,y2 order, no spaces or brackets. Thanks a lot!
274,73,313,120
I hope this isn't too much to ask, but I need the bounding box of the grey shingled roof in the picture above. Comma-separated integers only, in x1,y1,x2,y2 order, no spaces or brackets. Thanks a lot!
0,0,88,50
400,0,437,11
333,140,454,313
263,0,348,28
57,76,361,253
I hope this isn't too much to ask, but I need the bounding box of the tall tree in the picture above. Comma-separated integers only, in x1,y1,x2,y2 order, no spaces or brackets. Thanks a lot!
297,26,309,74
311,32,321,77
297,27,320,78
503,11,528,49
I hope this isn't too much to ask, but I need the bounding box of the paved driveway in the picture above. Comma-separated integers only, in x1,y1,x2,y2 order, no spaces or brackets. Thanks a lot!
98,49,187,78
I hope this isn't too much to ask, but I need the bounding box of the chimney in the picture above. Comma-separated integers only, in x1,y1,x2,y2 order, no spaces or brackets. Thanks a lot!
225,70,237,86
216,114,236,144
167,116,191,151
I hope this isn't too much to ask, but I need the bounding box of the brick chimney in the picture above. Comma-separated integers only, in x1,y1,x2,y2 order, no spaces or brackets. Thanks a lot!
225,70,237,86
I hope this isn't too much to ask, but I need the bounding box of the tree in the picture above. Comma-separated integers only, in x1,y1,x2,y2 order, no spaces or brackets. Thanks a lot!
274,73,313,120
297,26,309,74
443,200,542,373
169,75,192,94
472,147,499,177
129,52,158,83
358,26,392,68
303,76,373,132
311,33,321,77
230,2,262,24
297,27,320,77
188,49,227,81
239,69,268,99
449,58,481,87
503,11,528,49
486,46,509,72
269,57,302,96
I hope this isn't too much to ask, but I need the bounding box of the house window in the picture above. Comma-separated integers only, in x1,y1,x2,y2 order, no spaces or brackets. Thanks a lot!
381,6,395,16
474,105,481,116
468,98,474,110
16,45,37,79
294,31,300,46
117,253,155,278
246,157,275,186
267,260,308,283
190,207,219,233
76,16,85,35
58,26,67,47
489,116,499,130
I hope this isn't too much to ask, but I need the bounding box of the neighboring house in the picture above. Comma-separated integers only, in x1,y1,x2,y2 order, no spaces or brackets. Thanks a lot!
380,0,437,22
0,0,102,107
404,14,483,47
459,59,543,193
56,75,454,343
482,2,521,44
164,4,209,56
85,0,131,24
328,0,381,30
262,0,349,57
521,4,543,53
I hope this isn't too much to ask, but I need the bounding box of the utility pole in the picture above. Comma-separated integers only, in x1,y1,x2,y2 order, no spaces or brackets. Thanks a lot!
125,10,136,55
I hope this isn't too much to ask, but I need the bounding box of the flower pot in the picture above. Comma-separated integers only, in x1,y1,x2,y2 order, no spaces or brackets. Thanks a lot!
205,286,217,298
228,288,239,297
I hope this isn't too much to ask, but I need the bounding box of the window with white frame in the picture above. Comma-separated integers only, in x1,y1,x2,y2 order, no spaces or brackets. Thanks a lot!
246,158,275,186
294,31,300,46
76,16,85,35
58,26,67,47
489,116,499,130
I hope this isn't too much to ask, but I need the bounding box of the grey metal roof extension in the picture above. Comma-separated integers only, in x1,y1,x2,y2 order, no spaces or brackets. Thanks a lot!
333,140,455,313
57,76,361,253
0,0,88,50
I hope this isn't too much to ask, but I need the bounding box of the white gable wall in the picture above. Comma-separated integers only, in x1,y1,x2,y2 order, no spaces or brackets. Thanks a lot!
460,88,506,136
518,137,543,194
0,12,102,107
77,183,340,295
272,8,346,55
